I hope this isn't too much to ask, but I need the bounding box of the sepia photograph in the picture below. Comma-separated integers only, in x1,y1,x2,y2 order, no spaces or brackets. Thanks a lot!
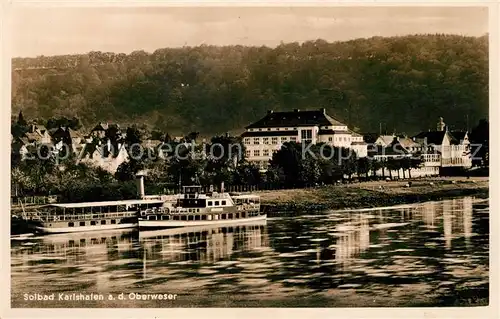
4,2,494,314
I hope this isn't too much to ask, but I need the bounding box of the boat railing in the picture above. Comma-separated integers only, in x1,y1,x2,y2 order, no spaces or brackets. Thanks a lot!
23,211,137,222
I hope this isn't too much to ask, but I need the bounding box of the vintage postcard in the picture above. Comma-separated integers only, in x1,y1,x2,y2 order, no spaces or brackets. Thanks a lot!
1,1,497,318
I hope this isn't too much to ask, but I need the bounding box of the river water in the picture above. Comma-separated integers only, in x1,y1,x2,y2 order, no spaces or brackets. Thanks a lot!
11,196,489,307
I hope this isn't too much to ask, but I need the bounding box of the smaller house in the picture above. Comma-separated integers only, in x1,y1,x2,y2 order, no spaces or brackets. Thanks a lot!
78,139,129,173
24,124,52,145
90,122,109,138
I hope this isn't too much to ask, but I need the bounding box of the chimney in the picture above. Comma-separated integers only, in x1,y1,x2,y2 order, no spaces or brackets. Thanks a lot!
319,108,326,114
294,109,300,112
135,171,146,199
267,110,274,114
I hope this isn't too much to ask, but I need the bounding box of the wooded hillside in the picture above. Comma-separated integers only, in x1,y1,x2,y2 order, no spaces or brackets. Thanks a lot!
12,34,488,135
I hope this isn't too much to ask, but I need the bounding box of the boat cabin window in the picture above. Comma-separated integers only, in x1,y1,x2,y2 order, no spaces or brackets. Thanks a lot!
195,215,201,221
91,221,96,225
208,201,213,206
79,221,85,226
236,213,240,219
221,214,226,220
215,201,220,206
101,220,106,225
181,215,187,221
201,215,207,220
222,200,226,205
68,222,74,227
111,220,116,224
173,216,180,221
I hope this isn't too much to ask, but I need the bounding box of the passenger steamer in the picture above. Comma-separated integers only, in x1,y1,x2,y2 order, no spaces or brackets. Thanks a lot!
138,185,266,229
22,198,167,234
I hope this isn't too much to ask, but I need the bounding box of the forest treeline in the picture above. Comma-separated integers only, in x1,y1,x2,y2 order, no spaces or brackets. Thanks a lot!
12,34,488,135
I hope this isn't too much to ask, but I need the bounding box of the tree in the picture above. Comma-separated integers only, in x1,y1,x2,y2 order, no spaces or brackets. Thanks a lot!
17,110,27,127
115,160,143,182
184,132,199,143
409,156,424,178
371,159,383,179
470,119,489,167
357,157,371,180
233,162,261,185
269,142,303,187
385,158,401,179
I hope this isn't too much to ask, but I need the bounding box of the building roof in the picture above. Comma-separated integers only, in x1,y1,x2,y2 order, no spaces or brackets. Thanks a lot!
412,131,447,145
245,108,346,129
68,128,83,139
48,128,59,136
29,124,48,134
142,139,163,148
376,135,396,145
49,198,165,209
450,131,468,143
362,133,379,144
318,129,351,135
24,132,42,142
370,139,410,157
91,122,109,132
241,131,298,137
399,137,420,149
81,141,125,159
349,130,363,137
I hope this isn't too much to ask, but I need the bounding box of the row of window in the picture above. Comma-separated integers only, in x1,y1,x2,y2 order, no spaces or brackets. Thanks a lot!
244,136,298,145
248,126,349,132
328,136,350,142
246,149,278,157
67,219,117,227
248,127,297,132
148,211,260,221
245,135,362,145
207,200,226,206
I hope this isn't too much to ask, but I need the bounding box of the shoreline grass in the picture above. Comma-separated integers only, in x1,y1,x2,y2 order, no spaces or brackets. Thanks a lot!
259,177,489,213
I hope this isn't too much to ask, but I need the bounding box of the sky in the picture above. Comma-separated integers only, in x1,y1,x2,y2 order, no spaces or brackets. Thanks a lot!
10,6,489,58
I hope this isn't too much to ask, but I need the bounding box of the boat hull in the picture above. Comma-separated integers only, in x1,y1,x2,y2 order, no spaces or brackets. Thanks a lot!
138,214,267,229
139,218,266,238
32,223,137,234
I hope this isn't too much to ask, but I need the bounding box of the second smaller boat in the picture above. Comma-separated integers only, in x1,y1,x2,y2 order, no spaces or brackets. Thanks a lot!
138,185,266,229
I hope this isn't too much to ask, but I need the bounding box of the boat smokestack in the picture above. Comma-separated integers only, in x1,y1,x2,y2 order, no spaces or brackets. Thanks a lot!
221,181,224,193
135,171,146,199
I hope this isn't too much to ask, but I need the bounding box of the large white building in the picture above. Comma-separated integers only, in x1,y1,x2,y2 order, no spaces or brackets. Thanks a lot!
241,108,367,170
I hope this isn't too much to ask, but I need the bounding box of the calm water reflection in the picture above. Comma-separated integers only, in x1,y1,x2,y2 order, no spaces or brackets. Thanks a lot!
11,196,489,307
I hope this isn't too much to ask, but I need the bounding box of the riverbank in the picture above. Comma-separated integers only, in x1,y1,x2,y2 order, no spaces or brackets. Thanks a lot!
259,177,489,213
